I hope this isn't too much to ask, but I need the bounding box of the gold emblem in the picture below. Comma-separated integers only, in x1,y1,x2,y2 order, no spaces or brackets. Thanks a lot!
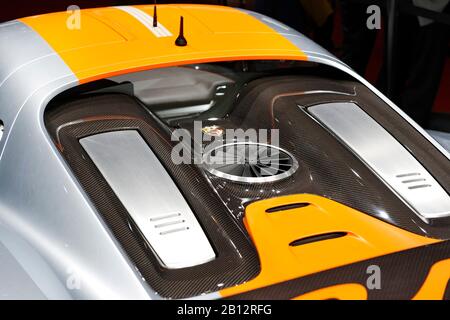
202,125,224,137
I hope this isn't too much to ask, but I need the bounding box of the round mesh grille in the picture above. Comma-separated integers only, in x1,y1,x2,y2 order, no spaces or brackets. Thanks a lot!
203,142,299,183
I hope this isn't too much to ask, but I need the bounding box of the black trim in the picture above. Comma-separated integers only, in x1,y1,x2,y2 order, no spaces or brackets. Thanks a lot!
226,241,450,300
45,94,260,299
445,280,450,300
289,232,347,247
266,203,310,213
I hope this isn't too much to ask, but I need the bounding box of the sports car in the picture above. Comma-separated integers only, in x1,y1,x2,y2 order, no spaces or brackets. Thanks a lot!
0,4,449,300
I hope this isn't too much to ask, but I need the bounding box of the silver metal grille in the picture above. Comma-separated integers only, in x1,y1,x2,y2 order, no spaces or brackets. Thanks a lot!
202,142,299,183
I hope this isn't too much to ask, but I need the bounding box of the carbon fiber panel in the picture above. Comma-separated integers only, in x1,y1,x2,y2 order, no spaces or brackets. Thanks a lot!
179,76,450,238
45,94,260,299
45,74,450,298
226,240,450,300
445,280,450,300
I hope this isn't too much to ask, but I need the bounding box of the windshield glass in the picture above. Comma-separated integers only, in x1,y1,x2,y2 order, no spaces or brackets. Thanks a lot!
108,60,323,126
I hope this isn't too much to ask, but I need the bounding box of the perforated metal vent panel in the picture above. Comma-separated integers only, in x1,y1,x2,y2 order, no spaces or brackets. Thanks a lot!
80,130,216,269
308,102,450,223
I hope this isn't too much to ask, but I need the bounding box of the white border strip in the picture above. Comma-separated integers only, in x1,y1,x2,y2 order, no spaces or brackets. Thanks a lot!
115,6,172,38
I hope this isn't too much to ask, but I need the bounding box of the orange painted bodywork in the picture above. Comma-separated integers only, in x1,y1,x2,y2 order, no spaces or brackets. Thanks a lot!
18,5,448,300
20,5,307,84
413,259,450,300
220,194,439,298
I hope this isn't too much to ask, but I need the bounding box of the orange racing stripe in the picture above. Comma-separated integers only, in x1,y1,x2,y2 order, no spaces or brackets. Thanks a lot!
20,5,307,84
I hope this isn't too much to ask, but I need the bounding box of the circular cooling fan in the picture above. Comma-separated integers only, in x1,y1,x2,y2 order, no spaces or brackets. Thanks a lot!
202,142,299,183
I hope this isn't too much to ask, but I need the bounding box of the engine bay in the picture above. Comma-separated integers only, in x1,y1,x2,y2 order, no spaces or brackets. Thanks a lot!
44,60,450,298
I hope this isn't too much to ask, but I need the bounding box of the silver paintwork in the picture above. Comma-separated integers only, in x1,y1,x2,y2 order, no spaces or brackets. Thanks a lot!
0,237,46,299
308,102,450,223
0,21,55,90
428,130,450,152
0,223,69,300
0,8,448,300
80,130,216,269
0,21,156,299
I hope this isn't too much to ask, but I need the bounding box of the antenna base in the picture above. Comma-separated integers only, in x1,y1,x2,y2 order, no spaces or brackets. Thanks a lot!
175,36,188,47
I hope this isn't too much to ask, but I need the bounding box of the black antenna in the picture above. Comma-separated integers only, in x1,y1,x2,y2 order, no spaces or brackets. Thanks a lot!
153,2,158,27
175,16,187,47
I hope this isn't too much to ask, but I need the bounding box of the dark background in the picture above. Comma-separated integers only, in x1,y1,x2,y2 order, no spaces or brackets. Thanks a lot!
0,0,214,21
